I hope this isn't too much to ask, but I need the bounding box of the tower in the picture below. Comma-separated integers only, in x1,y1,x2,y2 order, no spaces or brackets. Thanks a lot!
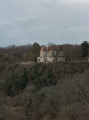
40,46,47,63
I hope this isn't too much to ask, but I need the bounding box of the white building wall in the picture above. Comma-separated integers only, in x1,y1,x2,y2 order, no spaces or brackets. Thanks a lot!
40,51,47,63
37,47,65,63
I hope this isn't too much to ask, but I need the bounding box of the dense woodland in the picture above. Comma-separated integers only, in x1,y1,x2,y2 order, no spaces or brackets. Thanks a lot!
0,41,89,120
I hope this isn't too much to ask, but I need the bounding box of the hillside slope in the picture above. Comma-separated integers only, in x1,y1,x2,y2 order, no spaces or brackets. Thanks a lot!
0,62,89,120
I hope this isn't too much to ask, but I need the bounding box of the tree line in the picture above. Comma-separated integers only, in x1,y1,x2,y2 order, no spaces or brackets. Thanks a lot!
0,41,89,63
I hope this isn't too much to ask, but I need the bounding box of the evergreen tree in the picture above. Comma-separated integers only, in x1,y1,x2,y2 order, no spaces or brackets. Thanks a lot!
81,41,89,59
30,42,40,61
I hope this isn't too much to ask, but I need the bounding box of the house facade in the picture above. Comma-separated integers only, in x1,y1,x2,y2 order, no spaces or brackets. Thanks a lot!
37,45,65,63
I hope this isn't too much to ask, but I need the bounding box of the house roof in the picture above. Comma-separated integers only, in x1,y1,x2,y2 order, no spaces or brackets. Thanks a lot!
40,45,62,52
40,46,47,52
48,45,61,51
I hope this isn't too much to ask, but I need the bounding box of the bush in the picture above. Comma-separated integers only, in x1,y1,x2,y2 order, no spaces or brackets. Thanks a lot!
3,68,28,96
28,64,58,88
79,67,84,74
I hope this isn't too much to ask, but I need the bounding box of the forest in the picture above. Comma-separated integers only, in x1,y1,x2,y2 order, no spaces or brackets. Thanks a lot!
0,41,89,120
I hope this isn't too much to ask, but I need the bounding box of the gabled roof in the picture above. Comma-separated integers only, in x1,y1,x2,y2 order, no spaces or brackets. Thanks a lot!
40,45,63,52
48,45,61,51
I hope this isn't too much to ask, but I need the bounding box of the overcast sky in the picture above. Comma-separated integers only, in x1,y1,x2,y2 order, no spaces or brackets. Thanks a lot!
0,0,89,47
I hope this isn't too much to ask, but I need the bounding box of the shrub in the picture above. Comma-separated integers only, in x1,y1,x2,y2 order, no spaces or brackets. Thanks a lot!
3,68,28,96
79,67,84,74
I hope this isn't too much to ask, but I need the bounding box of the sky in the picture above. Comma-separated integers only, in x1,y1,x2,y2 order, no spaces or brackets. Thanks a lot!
0,0,89,47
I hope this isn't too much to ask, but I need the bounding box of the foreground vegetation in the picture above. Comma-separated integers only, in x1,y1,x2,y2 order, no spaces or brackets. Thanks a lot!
0,41,89,119
0,61,89,120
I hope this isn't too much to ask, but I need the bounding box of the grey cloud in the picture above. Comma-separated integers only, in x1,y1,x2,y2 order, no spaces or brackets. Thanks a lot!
0,0,89,46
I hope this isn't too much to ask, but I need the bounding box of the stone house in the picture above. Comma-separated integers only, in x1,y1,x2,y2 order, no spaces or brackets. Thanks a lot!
37,45,65,63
